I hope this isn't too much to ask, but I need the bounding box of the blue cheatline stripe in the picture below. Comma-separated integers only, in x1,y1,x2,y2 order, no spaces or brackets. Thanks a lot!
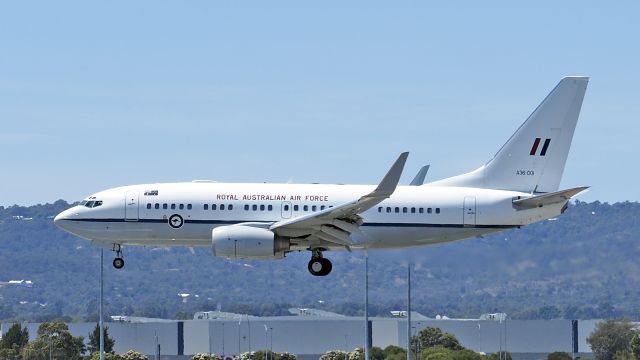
61,218,517,229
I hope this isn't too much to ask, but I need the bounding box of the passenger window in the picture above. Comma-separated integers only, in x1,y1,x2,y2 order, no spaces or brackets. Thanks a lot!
179,204,184,210
220,204,225,210
395,207,399,213
171,204,176,210
378,207,382,213
312,205,317,211
260,205,265,211
252,205,257,211
244,205,249,211
419,208,424,214
303,205,308,211
436,208,440,214
204,204,209,210
212,204,217,210
294,205,299,211
386,207,391,213
321,205,325,210
228,204,233,210
155,203,159,209
147,203,151,209
187,204,192,210
284,205,289,211
268,205,273,211
427,208,432,214
402,207,407,213
163,204,168,209
411,207,416,213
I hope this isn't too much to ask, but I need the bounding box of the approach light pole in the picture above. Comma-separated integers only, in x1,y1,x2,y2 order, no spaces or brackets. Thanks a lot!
247,314,251,353
364,250,370,360
100,248,104,360
269,327,273,359
264,324,268,360
407,262,411,360
238,317,242,356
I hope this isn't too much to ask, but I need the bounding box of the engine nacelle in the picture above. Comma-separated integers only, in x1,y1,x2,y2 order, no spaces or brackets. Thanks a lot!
212,225,290,259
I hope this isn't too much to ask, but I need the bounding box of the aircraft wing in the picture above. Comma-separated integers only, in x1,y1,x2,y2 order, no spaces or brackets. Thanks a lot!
512,186,589,210
269,152,409,246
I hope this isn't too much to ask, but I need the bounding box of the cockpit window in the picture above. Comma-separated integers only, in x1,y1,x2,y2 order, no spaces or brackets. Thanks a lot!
83,200,103,208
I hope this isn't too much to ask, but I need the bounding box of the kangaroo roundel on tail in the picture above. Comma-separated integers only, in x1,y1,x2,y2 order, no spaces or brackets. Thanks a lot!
430,76,589,193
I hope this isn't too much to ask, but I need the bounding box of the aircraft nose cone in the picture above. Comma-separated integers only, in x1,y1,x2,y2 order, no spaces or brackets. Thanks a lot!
53,210,72,231
53,212,64,228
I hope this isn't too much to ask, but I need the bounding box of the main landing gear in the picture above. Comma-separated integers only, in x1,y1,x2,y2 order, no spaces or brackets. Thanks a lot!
308,249,332,276
112,244,124,269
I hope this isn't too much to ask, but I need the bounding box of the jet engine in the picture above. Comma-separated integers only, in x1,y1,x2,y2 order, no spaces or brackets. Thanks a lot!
212,225,290,259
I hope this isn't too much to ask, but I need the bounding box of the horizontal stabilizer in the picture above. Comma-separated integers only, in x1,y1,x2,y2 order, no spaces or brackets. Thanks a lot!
512,186,589,210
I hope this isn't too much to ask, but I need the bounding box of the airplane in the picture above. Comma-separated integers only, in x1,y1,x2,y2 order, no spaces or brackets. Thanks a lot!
54,76,589,276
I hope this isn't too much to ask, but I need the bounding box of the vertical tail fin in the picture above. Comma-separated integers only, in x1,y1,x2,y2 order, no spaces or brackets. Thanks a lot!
430,76,589,193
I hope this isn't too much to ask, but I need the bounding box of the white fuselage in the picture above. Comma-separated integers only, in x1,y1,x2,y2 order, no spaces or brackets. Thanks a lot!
54,181,562,251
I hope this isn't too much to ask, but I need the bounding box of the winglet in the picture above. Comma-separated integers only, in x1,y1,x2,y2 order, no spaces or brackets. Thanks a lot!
373,152,409,197
410,165,430,186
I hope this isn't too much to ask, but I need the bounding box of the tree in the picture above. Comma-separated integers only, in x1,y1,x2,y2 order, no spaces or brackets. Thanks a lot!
587,320,638,360
413,327,463,351
0,348,20,360
193,353,221,360
239,350,296,360
0,323,29,352
419,346,454,360
348,348,364,360
320,350,349,360
21,321,85,360
613,351,635,360
548,352,572,360
90,352,124,360
487,352,511,360
384,345,407,360
120,350,149,360
451,349,484,360
370,347,384,360
88,323,116,353
631,334,640,360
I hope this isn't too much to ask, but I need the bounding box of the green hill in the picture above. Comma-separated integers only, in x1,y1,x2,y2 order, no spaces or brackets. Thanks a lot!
0,200,639,322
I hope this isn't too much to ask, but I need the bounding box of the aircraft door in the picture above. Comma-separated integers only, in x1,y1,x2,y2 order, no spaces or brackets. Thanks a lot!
463,196,476,227
281,201,292,219
125,191,139,221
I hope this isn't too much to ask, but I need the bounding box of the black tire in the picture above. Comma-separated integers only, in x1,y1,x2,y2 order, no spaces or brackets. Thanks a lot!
113,257,125,269
308,257,332,276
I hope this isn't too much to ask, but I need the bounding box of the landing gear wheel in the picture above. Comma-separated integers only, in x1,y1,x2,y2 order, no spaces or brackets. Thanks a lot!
112,243,124,269
113,257,125,269
308,257,332,276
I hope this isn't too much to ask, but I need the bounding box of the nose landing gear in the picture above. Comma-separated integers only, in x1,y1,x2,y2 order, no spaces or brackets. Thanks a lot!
112,244,124,269
308,249,332,276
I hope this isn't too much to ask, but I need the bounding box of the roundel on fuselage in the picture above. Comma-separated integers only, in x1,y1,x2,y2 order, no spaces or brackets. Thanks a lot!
168,214,184,229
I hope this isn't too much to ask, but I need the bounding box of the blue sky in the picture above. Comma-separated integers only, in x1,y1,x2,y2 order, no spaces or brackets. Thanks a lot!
1,1,638,206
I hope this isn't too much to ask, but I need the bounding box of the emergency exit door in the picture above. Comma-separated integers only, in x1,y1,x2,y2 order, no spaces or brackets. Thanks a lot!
463,196,476,227
125,191,139,221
